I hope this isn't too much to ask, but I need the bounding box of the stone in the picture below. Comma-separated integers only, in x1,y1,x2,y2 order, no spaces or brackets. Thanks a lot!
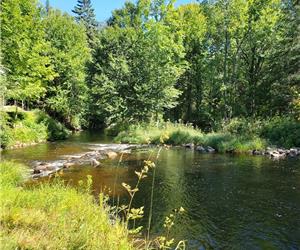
252,149,263,155
206,146,215,153
33,163,56,174
270,151,286,160
106,151,118,159
196,146,206,152
183,143,194,149
91,158,100,167
289,148,299,157
63,162,75,168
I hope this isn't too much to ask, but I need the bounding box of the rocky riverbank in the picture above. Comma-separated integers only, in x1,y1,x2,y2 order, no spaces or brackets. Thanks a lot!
30,142,300,179
183,143,300,160
31,143,145,178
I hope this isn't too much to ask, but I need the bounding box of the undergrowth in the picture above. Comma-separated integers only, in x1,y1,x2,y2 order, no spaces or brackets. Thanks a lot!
114,117,300,150
0,161,132,250
0,107,70,148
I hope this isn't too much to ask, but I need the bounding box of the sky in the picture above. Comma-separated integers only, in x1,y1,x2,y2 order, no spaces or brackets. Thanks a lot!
43,0,196,22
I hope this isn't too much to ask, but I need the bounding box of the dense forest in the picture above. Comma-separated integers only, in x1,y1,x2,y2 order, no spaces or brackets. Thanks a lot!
0,0,299,143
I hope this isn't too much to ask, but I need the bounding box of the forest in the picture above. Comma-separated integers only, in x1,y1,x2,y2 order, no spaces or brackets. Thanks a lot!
1,0,299,143
0,0,300,249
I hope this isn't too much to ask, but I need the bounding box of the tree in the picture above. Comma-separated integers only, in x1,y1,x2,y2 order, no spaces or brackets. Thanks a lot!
0,0,55,107
46,0,50,14
44,10,90,128
165,3,207,124
72,0,97,47
89,0,185,125
265,0,300,118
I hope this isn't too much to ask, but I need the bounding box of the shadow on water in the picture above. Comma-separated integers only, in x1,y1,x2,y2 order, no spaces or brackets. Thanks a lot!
2,131,300,249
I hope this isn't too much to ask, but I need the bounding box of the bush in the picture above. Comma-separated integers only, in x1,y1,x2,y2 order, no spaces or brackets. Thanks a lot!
260,116,300,148
222,117,263,136
0,108,71,148
36,111,70,141
2,110,48,148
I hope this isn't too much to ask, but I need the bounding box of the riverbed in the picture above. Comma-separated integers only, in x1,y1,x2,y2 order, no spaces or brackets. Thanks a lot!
2,131,300,249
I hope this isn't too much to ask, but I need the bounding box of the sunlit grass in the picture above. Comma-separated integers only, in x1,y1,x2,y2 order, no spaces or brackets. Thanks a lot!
114,122,267,153
0,161,132,250
1,108,70,148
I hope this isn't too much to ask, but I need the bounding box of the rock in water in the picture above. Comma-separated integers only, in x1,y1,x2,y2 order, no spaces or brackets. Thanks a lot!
289,148,299,157
63,162,75,168
196,146,206,152
106,151,118,159
206,146,216,153
270,151,286,160
183,143,194,149
91,158,100,167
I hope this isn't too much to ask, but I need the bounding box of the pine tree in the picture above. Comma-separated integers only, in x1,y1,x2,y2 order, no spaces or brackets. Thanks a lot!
46,0,50,14
72,0,97,46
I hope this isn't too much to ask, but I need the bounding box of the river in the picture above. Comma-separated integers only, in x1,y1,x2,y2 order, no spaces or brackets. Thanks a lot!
2,131,300,249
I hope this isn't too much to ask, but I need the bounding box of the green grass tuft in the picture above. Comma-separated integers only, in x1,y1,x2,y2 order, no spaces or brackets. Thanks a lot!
0,161,132,250
0,108,70,148
114,122,269,153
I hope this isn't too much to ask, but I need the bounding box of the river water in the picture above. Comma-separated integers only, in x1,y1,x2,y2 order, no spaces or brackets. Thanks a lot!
2,131,300,249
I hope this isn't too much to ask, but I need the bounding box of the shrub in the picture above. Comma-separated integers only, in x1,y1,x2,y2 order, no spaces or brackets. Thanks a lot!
36,111,70,141
260,116,300,148
222,117,263,136
0,108,71,148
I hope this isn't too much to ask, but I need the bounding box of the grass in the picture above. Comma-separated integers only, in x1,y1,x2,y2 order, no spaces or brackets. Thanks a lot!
114,121,267,153
0,161,132,250
0,107,70,148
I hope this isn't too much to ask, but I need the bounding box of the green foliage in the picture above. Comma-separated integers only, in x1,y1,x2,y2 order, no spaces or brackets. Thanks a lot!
0,0,55,103
0,161,132,250
89,0,185,125
2,110,48,148
72,0,98,46
43,10,90,129
35,111,71,141
260,117,300,148
0,108,70,148
222,117,300,148
0,161,27,187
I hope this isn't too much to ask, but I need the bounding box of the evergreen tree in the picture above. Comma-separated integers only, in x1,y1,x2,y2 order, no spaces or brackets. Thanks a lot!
72,0,97,46
46,0,50,14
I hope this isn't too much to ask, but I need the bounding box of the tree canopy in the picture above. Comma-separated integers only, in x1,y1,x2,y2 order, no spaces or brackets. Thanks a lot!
0,0,299,129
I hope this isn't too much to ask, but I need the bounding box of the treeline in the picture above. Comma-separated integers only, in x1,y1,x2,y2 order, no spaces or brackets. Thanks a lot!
1,0,299,131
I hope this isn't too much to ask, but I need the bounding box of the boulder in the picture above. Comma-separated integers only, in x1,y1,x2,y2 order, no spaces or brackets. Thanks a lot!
106,151,118,159
33,163,56,174
206,146,215,153
252,149,264,155
63,162,75,168
91,158,100,167
270,151,286,160
289,148,299,157
183,143,194,149
196,146,206,152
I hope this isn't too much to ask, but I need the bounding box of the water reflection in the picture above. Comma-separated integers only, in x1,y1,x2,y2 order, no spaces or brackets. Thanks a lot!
2,132,300,249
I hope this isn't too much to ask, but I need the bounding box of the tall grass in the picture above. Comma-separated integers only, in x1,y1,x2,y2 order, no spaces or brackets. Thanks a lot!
0,161,132,250
0,108,70,148
114,121,267,153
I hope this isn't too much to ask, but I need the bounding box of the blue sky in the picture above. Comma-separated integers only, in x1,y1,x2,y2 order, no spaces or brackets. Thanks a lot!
43,0,196,22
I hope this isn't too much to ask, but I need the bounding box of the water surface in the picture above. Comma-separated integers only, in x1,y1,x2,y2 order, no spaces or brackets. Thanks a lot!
2,131,300,249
